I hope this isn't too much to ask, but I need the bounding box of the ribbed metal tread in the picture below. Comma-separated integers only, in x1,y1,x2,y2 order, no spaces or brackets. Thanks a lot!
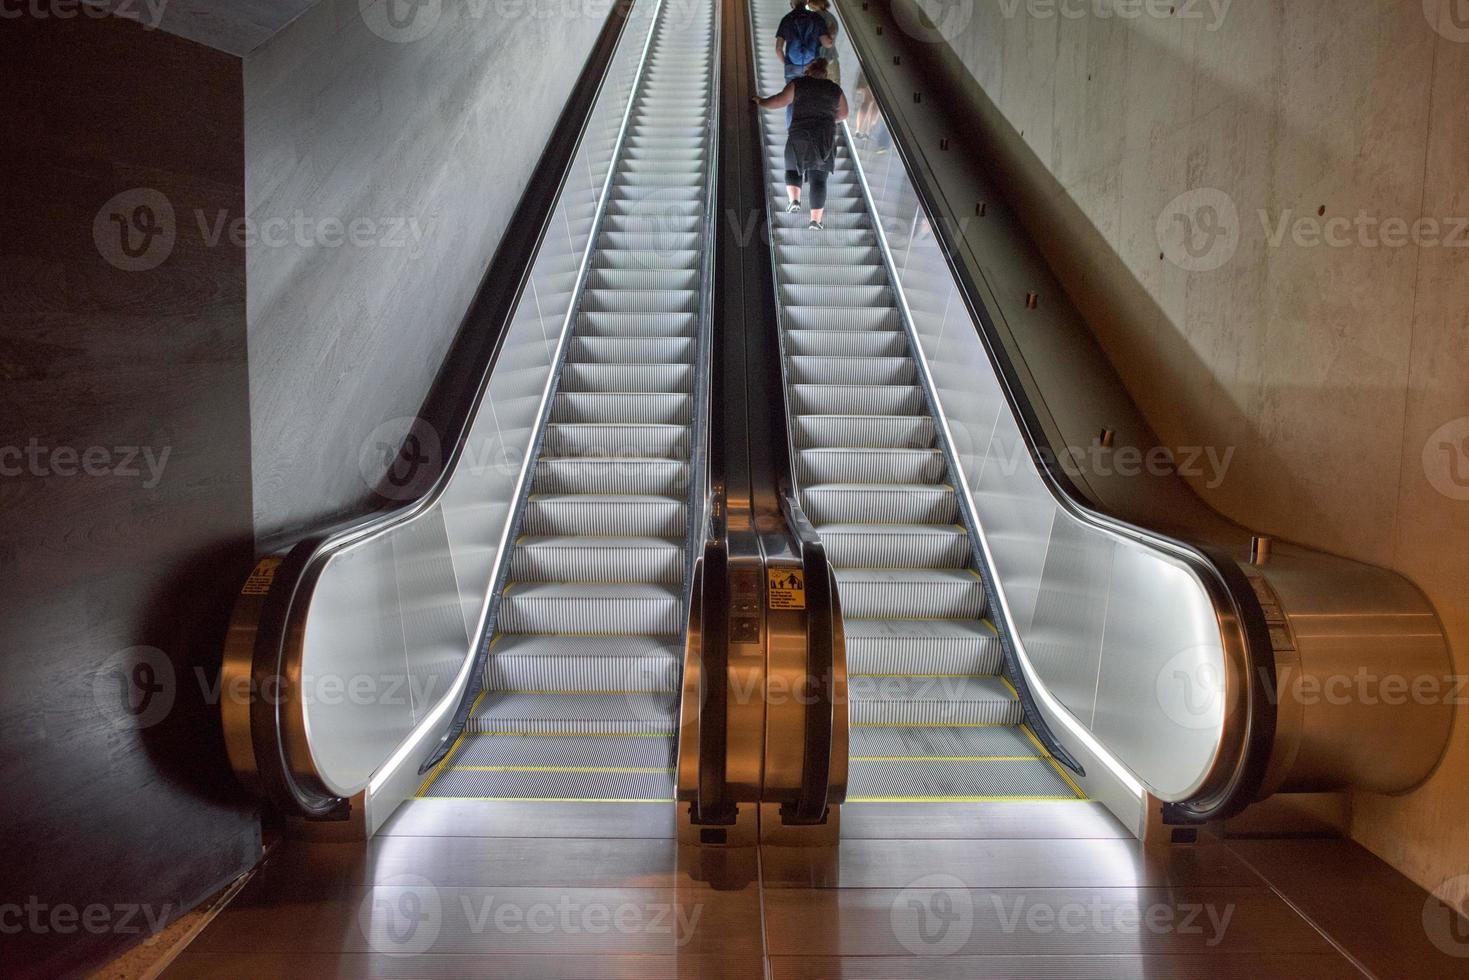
835,568,988,620
818,524,971,569
468,692,678,735
485,635,681,693
848,675,1020,729
508,536,684,584
846,757,1079,802
845,618,1003,676
499,583,684,636
533,458,689,496
798,448,947,485
802,483,958,524
442,733,677,770
426,767,674,802
521,494,687,536
849,725,1038,759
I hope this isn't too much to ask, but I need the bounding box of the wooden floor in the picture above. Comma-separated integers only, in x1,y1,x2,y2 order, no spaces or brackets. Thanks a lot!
164,799,1469,978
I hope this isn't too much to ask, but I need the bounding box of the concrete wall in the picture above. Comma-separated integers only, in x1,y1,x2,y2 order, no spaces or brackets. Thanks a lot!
917,0,1469,902
0,14,259,978
244,0,613,546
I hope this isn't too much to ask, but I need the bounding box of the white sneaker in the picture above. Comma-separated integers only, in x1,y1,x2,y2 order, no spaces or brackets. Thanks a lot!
787,202,803,214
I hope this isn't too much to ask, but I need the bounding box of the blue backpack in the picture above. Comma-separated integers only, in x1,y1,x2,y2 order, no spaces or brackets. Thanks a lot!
784,10,824,66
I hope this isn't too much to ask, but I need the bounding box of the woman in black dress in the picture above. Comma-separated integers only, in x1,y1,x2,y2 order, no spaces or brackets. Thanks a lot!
754,58,849,231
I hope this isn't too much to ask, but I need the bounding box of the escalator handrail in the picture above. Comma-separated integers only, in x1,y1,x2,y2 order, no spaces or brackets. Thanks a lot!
220,0,660,819
778,488,839,825
832,0,1275,822
686,0,737,827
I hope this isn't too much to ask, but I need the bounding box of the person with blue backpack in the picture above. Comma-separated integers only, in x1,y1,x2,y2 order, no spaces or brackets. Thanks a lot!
774,0,832,125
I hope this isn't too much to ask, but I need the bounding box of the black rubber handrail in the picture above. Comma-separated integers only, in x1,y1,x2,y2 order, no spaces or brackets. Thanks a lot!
229,0,641,819
779,488,837,826
837,0,1275,822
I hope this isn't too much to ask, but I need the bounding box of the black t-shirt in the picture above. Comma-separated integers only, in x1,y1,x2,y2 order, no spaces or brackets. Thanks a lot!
790,76,842,131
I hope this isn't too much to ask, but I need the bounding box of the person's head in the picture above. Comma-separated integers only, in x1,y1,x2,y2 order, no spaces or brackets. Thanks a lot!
804,58,830,79
807,0,829,9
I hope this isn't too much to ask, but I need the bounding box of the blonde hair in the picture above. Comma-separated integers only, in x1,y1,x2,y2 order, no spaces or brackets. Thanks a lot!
804,58,830,79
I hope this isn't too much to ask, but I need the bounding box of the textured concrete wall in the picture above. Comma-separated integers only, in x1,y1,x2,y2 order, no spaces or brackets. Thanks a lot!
244,0,613,546
916,0,1469,902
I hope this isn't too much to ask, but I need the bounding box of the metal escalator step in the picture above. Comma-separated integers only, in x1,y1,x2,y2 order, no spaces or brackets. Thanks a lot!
776,246,878,265
779,264,889,287
781,285,891,308
498,583,683,635
533,458,689,496
605,190,703,209
784,306,901,331
615,172,704,188
818,524,971,569
468,691,677,735
795,414,934,449
619,149,706,164
550,392,692,426
845,619,1002,676
567,336,694,365
600,216,704,237
585,268,700,291
576,312,696,338
426,767,674,802
786,330,910,359
788,355,915,386
803,484,958,525
508,536,684,585
849,675,1020,727
560,362,694,394
835,568,987,619
484,635,681,693
521,494,687,536
847,758,1078,802
591,249,701,271
444,733,676,770
849,725,1035,759
769,212,869,231
540,423,689,458
791,383,923,415
774,227,878,247
798,448,947,485
579,287,698,314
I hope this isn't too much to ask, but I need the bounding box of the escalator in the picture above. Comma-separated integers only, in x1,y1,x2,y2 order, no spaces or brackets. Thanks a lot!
416,0,715,807
750,0,1083,808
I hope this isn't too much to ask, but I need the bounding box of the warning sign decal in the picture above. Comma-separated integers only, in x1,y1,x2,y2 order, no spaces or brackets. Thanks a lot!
241,557,284,597
768,568,806,611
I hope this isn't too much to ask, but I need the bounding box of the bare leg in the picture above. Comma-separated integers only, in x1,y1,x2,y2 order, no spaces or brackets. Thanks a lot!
811,206,825,224
786,184,802,207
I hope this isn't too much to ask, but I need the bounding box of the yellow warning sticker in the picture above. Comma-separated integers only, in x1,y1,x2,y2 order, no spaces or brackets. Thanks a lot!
241,557,284,597
768,568,806,610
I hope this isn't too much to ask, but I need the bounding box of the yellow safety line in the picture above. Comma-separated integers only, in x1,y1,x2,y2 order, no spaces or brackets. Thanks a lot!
999,676,1020,699
448,766,673,774
1021,724,1088,800
422,796,676,804
848,795,1092,804
415,713,476,797
850,756,1043,763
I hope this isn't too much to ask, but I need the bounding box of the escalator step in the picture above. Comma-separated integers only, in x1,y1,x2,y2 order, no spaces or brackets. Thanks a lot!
426,767,674,802
846,758,1079,802
444,733,676,770
802,483,959,525
794,414,934,450
484,635,681,693
849,725,1035,759
848,675,1019,727
498,583,683,635
818,524,971,570
798,447,947,485
508,536,684,585
835,568,987,619
550,392,692,426
533,458,689,496
521,494,687,537
845,619,1002,676
468,691,678,735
